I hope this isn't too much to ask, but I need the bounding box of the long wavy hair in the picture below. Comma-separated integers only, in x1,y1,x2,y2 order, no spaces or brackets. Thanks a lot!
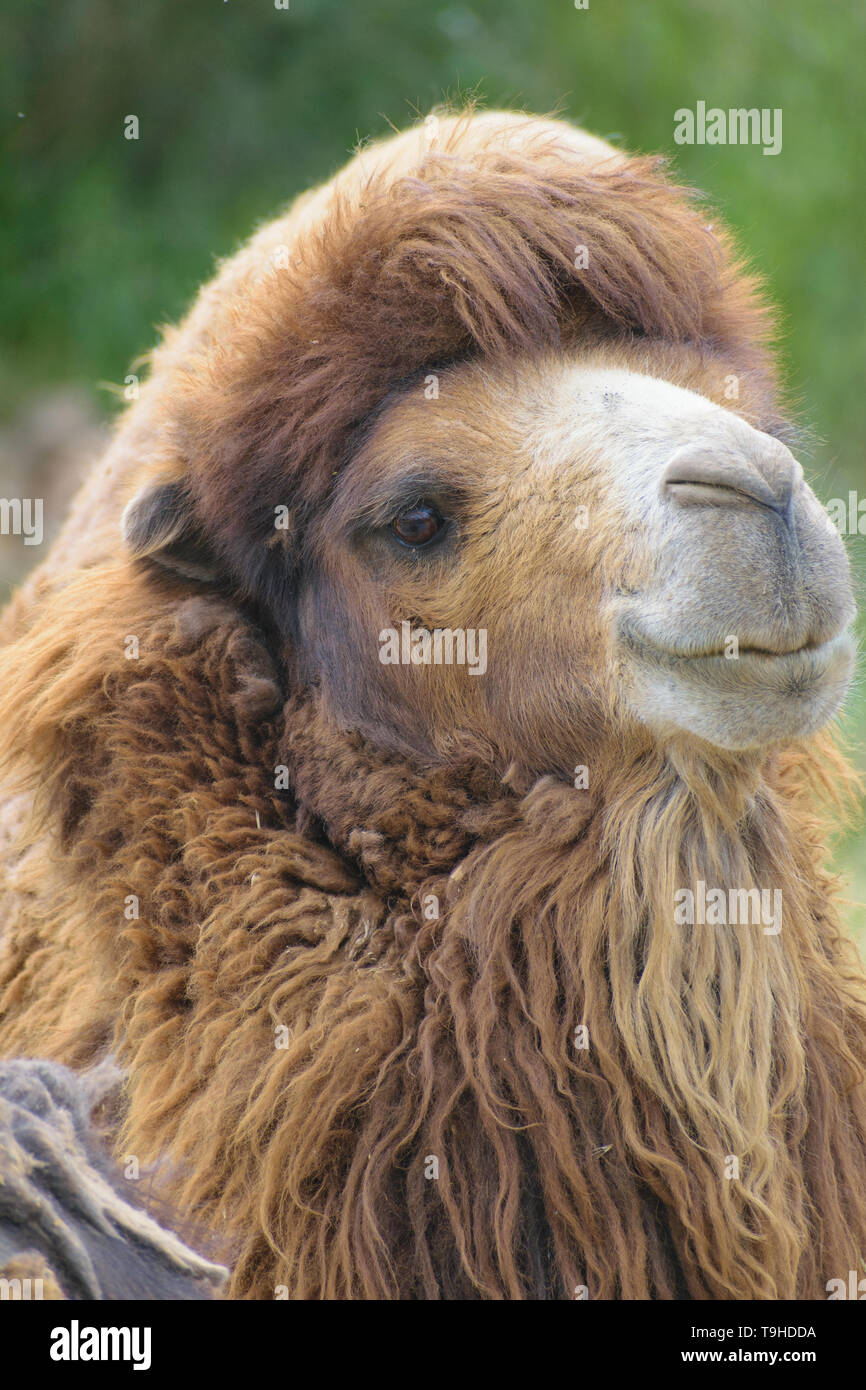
0,562,865,1300
233,703,866,1299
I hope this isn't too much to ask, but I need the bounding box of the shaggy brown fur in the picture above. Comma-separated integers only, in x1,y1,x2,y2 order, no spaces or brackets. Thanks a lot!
158,118,783,609
0,109,865,1299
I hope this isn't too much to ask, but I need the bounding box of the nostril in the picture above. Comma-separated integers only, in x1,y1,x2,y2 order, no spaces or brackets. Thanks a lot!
664,478,775,509
662,444,797,515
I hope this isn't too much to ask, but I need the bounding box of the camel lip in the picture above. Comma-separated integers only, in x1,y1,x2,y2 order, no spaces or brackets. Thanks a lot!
617,621,855,669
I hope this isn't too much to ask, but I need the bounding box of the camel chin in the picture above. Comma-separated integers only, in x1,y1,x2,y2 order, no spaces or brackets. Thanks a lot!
618,624,856,750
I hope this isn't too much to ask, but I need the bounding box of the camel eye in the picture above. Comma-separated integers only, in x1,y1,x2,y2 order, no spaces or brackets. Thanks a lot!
391,505,441,547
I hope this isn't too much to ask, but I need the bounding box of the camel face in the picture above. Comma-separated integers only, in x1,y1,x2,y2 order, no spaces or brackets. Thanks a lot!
558,363,857,751
303,349,854,768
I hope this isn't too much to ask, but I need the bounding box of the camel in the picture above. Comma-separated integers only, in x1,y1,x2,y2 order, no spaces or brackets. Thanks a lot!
0,108,863,1299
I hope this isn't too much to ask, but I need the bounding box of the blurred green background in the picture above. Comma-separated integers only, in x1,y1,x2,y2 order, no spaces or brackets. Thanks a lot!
2,0,864,940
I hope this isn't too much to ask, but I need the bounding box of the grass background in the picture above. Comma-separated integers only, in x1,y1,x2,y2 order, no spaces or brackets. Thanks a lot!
2,0,864,941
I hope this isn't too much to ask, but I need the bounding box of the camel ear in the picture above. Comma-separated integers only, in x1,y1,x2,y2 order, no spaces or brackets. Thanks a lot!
122,479,219,582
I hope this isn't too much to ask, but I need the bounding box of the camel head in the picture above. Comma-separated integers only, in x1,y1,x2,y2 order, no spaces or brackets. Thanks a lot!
120,111,855,777
124,338,854,776
289,344,854,771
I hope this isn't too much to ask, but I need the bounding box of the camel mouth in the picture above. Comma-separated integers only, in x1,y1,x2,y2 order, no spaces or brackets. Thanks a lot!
618,623,854,667
615,618,856,748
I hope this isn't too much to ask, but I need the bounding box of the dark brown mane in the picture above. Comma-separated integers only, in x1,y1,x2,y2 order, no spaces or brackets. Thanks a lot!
171,127,780,594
